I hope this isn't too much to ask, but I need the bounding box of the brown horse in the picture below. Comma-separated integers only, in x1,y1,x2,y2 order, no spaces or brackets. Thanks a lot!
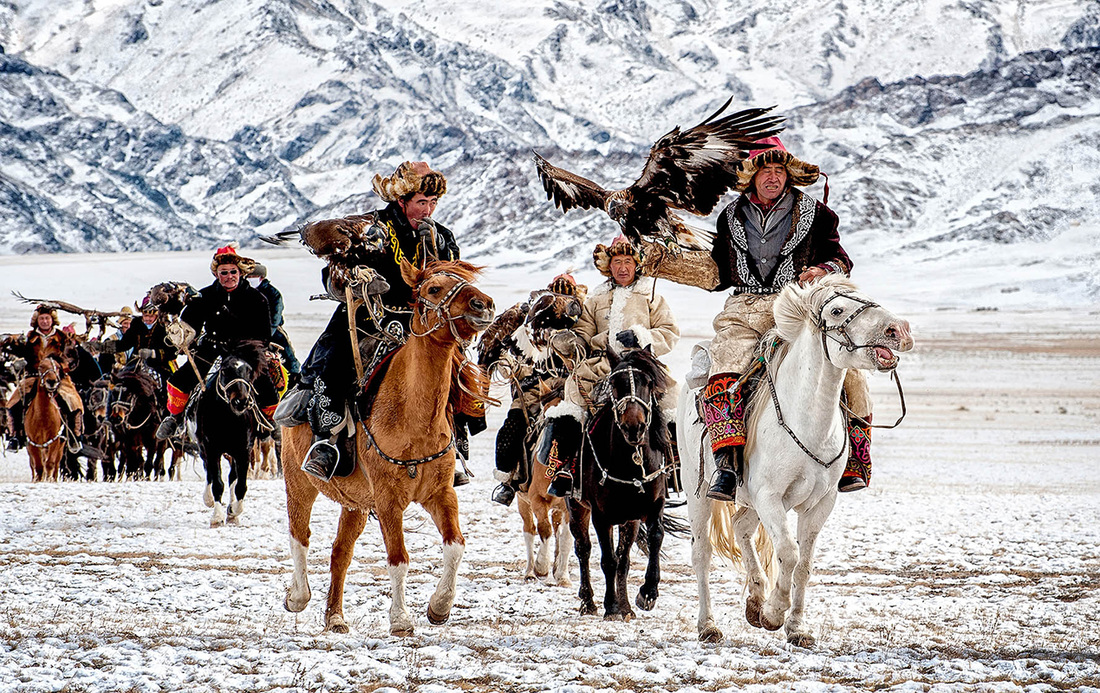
25,356,66,482
281,260,494,636
518,455,573,585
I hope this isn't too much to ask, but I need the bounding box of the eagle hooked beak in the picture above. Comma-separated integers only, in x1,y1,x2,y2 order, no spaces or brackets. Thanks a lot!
606,197,629,223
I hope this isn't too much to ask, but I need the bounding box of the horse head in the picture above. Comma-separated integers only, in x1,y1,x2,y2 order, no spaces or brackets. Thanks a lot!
37,356,63,394
110,369,158,429
774,274,913,373
402,260,495,345
604,347,672,448
215,340,267,416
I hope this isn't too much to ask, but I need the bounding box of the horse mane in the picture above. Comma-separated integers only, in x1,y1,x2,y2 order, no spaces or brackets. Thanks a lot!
408,260,484,293
226,339,269,371
114,367,159,401
771,273,861,342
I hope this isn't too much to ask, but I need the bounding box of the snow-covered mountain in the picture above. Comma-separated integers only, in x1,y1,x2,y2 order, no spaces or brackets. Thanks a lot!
1,0,1097,301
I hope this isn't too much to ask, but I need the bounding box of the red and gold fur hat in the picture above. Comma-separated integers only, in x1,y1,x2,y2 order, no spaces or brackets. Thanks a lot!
734,136,820,193
592,234,643,277
209,243,256,276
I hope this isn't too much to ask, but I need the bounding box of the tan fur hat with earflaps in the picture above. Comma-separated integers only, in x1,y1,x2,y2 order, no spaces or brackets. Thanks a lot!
30,304,60,328
592,234,644,278
734,136,820,193
371,161,448,203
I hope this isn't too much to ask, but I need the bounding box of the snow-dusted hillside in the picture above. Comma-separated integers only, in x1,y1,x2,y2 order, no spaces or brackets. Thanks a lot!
0,0,1098,302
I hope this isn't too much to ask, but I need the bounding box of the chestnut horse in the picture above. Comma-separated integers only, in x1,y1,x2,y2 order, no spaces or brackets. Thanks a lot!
25,355,66,482
281,260,494,636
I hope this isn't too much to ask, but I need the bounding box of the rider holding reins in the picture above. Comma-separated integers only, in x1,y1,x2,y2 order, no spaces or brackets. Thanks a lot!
155,245,276,440
700,137,873,502
541,235,681,498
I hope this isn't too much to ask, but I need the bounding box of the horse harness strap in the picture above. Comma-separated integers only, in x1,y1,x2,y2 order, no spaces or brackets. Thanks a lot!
408,271,472,347
359,421,455,479
764,364,848,469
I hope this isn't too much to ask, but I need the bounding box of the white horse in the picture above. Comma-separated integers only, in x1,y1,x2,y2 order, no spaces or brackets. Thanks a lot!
679,275,913,646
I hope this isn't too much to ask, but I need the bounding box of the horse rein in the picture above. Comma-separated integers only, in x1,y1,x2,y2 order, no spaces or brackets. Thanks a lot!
25,360,65,448
765,288,909,467
213,358,275,433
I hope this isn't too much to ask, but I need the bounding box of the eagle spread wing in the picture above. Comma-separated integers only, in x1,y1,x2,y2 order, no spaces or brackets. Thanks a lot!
631,100,784,217
533,153,612,214
11,291,127,319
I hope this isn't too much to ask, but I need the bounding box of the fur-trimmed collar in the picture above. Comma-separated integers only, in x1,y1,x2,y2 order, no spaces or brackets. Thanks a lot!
590,276,656,298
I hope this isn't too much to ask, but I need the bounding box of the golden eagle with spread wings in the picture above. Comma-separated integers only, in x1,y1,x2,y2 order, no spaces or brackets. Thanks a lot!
534,99,783,250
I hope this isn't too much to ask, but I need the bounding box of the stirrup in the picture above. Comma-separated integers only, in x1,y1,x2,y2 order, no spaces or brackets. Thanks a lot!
706,468,739,502
302,440,340,482
491,483,516,506
155,415,178,441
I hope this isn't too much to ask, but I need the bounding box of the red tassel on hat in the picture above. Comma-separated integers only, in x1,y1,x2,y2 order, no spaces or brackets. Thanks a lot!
820,172,830,206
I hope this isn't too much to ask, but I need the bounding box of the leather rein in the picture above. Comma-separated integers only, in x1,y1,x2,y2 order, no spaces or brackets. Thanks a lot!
765,289,908,468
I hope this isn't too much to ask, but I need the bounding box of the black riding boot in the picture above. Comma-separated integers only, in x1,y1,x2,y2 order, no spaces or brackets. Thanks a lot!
6,403,24,451
302,437,341,481
155,414,179,441
541,416,581,499
706,446,744,502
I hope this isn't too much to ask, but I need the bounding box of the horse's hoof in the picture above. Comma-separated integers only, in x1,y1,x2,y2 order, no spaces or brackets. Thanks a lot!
556,578,572,588
603,612,625,622
787,632,816,648
699,625,724,643
210,518,225,528
745,599,764,629
202,485,214,508
325,617,350,634
283,590,310,613
580,602,598,616
524,574,537,583
635,593,657,612
390,626,415,637
426,604,450,626
761,615,784,632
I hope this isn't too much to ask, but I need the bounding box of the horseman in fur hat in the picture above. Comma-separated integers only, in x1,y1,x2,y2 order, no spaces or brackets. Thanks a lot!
540,235,681,498
93,296,178,383
155,245,276,440
3,304,86,453
286,161,482,483
700,137,874,502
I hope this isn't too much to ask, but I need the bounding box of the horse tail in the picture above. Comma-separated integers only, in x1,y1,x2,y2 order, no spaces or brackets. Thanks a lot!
708,503,742,566
708,505,776,586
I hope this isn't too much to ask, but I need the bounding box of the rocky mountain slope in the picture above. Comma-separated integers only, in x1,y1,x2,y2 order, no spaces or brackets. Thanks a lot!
0,0,1097,300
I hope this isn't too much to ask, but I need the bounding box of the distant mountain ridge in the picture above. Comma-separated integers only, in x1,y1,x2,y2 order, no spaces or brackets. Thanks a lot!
0,0,1097,302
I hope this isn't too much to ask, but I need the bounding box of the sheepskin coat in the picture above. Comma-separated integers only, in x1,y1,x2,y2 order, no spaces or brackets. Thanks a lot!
551,277,679,420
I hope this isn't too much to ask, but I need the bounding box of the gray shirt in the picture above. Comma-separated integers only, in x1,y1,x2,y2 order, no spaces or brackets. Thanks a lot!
741,190,794,282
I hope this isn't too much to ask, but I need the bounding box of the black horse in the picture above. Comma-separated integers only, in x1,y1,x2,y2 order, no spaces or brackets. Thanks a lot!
86,380,119,481
568,347,674,621
192,340,273,527
110,366,170,480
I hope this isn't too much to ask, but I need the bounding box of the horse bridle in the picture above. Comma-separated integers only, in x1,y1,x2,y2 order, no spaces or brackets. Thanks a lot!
584,363,674,489
213,357,274,432
767,288,908,468
408,272,473,343
25,359,65,448
814,289,883,360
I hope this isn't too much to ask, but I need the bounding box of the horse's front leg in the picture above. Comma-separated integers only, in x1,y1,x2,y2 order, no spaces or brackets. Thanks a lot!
203,446,227,527
568,499,597,615
422,485,466,626
732,505,769,629
636,510,665,612
226,441,251,522
518,494,539,581
375,499,414,636
283,425,319,614
754,497,797,632
324,507,370,633
530,493,555,579
595,516,628,621
551,504,573,587
784,494,837,647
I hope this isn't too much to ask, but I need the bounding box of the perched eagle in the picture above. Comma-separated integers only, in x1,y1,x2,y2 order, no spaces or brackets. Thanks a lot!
534,99,784,250
261,214,390,300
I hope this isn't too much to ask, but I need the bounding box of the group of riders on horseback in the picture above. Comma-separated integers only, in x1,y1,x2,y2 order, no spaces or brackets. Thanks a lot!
1,134,880,503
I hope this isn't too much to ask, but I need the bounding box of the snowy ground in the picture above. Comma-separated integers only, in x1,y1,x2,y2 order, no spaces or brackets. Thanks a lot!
1,251,1099,692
